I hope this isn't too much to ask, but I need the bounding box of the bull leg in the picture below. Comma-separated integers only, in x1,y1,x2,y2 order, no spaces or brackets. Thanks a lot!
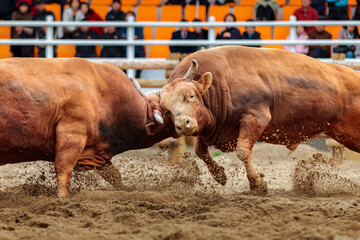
55,123,87,198
236,110,271,193
95,163,127,190
194,137,227,185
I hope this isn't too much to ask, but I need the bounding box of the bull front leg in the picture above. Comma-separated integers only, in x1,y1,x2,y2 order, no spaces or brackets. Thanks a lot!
55,122,87,199
194,137,227,185
236,109,271,193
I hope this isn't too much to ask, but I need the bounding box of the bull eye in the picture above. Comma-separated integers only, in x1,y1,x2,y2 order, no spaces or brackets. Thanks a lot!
188,95,194,100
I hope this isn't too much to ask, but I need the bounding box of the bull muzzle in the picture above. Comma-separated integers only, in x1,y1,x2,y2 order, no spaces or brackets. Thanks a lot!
174,115,198,136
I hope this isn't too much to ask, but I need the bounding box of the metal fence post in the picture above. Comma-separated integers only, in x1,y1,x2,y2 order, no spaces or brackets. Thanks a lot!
45,15,54,58
289,15,297,53
208,16,215,49
127,15,135,78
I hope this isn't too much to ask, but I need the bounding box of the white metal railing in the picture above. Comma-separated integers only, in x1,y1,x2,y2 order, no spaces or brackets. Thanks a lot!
2,16,360,76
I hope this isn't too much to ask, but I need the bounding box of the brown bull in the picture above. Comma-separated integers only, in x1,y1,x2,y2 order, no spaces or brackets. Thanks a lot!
0,58,174,198
160,46,360,193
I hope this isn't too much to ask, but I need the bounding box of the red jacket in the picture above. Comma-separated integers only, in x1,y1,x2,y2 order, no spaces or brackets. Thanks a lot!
293,7,318,33
86,9,104,36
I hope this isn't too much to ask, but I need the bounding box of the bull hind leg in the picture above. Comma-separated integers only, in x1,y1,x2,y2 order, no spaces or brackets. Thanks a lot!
194,137,227,185
94,163,127,190
236,108,271,193
55,121,87,198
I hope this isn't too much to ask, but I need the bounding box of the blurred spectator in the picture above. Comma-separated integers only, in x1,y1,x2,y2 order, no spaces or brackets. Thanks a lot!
34,0,57,57
189,0,211,5
80,2,103,36
106,0,125,21
192,19,208,51
11,26,34,57
308,24,332,58
12,1,34,36
283,25,309,54
254,0,279,21
101,25,124,58
242,20,261,47
58,0,84,39
311,0,326,19
0,0,15,20
326,0,349,20
121,11,145,78
73,20,99,58
293,0,318,33
15,0,37,15
216,13,241,39
215,0,235,4
165,0,186,5
353,0,360,19
335,26,360,58
170,19,197,54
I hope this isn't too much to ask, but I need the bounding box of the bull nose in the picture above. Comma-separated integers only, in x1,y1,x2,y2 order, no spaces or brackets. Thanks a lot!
175,116,198,135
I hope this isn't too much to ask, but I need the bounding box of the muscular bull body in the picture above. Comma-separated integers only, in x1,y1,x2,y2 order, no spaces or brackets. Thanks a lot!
0,58,173,197
160,46,360,193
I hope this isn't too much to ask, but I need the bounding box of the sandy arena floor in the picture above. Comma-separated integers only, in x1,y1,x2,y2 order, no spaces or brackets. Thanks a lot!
1,143,360,240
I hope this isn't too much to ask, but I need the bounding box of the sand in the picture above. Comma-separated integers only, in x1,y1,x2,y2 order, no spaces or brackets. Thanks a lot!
1,143,360,240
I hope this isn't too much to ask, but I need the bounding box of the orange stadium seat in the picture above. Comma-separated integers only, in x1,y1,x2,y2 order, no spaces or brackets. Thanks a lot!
92,5,111,19
90,0,112,5
45,3,61,21
137,6,158,40
122,0,138,6
57,45,76,57
150,27,174,58
184,5,207,21
349,0,357,6
208,6,231,21
256,26,272,39
325,25,342,39
139,0,162,5
122,5,134,13
269,26,289,49
233,6,254,21
287,0,302,6
0,45,12,59
160,5,183,21
239,0,257,6
0,26,12,58
281,6,300,20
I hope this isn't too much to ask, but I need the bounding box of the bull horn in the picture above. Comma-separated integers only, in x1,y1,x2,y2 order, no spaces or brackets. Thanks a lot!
145,89,161,97
183,59,198,82
130,77,146,97
153,110,164,124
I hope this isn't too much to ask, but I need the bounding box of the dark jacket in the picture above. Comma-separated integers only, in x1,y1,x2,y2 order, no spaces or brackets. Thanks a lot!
120,27,145,57
11,30,34,57
105,9,125,21
73,29,99,58
216,27,242,39
170,30,197,54
242,31,261,47
0,0,15,20
100,31,125,58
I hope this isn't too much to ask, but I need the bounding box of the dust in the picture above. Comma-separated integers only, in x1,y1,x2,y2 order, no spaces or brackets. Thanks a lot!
292,153,360,196
1,144,360,240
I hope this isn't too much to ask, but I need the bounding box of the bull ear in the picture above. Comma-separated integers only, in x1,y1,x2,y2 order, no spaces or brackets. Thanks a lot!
198,72,212,94
145,122,163,136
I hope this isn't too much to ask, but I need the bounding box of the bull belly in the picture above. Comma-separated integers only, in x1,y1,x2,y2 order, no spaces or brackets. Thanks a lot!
0,148,55,164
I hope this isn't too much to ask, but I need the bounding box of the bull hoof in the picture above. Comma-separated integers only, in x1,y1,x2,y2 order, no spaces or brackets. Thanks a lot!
249,173,268,195
213,166,227,186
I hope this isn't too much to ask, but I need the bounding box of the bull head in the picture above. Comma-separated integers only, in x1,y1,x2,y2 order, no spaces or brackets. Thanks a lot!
160,59,213,136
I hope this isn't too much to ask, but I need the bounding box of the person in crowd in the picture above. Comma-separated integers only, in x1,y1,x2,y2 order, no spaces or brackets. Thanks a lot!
170,19,197,54
33,0,57,57
293,0,318,33
216,13,241,39
192,18,208,50
0,0,16,20
15,0,37,15
165,0,186,5
242,20,261,47
283,25,309,54
11,26,34,57
121,11,145,78
58,0,84,39
311,0,326,19
254,0,279,21
106,0,125,21
336,26,360,58
326,0,349,20
308,24,332,58
215,0,235,4
11,1,34,37
80,2,103,36
189,0,211,5
73,20,99,58
100,24,124,58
